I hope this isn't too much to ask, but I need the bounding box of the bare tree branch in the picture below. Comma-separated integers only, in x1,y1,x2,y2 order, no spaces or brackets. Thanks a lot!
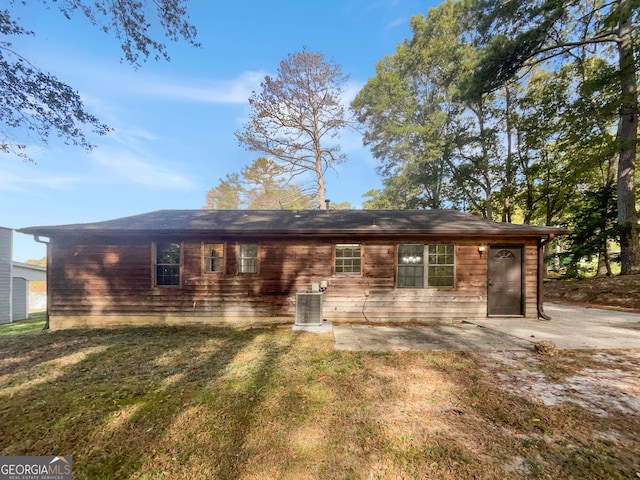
235,47,350,209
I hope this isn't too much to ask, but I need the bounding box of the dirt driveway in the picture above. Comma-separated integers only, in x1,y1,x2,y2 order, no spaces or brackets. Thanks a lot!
333,303,640,351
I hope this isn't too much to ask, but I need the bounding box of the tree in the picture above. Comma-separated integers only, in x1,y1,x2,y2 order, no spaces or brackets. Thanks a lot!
203,158,316,210
203,173,244,209
328,201,353,210
512,67,586,226
352,1,508,218
566,184,619,276
1,1,199,161
362,189,399,210
235,47,350,210
25,257,47,295
240,157,315,209
473,0,640,274
350,50,452,210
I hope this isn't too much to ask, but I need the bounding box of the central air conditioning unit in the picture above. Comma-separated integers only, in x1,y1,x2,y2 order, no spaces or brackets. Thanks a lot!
295,292,323,326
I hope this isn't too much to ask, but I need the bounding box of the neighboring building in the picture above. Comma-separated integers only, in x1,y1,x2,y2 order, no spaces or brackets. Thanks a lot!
12,261,47,321
0,228,11,324
0,227,47,324
18,209,568,330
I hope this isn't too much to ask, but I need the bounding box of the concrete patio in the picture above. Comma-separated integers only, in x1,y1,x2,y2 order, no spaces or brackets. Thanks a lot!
332,303,640,351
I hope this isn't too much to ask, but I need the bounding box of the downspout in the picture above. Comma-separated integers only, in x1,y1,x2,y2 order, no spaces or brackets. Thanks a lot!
537,234,554,321
34,236,50,330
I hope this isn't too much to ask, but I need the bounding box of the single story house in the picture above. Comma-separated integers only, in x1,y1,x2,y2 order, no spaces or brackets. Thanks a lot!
17,209,568,330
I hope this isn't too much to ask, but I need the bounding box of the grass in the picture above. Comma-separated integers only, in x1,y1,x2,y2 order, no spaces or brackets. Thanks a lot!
0,325,639,479
0,312,46,337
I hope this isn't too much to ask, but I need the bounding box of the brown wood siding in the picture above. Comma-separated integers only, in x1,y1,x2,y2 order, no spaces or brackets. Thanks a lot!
48,235,541,325
524,243,538,316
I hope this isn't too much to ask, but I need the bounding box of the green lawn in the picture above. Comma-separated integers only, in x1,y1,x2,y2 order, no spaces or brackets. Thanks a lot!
0,313,46,337
0,324,638,479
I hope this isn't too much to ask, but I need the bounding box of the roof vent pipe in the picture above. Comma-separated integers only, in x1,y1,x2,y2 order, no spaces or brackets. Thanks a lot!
324,199,331,210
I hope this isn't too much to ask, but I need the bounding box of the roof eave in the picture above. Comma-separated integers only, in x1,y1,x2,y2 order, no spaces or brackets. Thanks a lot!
17,227,569,238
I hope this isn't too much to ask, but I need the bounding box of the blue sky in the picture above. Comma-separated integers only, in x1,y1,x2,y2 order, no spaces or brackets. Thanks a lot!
2,0,440,261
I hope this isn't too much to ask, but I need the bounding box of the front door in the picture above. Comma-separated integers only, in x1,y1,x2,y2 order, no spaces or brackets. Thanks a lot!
488,246,523,316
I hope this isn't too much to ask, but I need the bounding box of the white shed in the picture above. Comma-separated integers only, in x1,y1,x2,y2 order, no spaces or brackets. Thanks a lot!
12,261,46,321
0,228,46,324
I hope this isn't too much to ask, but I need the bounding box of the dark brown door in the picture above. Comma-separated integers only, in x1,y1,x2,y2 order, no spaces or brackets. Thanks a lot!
488,246,523,316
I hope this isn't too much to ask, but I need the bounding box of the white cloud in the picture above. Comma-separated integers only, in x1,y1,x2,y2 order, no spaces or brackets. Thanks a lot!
90,149,196,189
79,68,267,106
338,80,368,155
341,80,365,108
385,17,406,31
36,45,267,106
1,144,196,194
73,94,160,152
137,70,267,104
108,123,160,151
0,167,86,194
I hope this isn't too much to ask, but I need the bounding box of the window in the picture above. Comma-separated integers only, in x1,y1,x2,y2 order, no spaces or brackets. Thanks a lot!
335,244,362,274
397,244,424,287
397,243,455,288
238,243,258,273
204,243,224,273
155,242,181,286
427,244,455,287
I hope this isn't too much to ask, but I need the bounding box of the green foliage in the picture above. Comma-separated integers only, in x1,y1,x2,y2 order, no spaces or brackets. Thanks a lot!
361,189,395,210
352,0,633,278
25,257,46,267
351,1,509,217
473,0,640,272
565,184,619,275
351,2,459,210
328,201,353,210
472,0,566,96
203,158,316,210
203,173,244,209
1,1,199,161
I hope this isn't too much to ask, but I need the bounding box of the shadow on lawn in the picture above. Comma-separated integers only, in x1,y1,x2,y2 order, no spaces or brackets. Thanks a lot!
3,329,638,479
0,326,300,479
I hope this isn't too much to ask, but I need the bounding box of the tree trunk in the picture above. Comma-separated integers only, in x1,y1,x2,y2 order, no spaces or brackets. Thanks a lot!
315,151,327,210
617,0,640,274
503,84,513,223
597,243,612,276
597,245,613,276
476,102,493,220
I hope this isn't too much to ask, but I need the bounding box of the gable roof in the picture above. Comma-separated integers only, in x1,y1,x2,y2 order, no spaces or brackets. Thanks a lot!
18,209,568,238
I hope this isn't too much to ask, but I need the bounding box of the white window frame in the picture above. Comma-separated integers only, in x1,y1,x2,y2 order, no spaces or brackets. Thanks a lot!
396,243,455,288
426,244,455,288
238,243,259,274
334,244,362,275
397,243,425,288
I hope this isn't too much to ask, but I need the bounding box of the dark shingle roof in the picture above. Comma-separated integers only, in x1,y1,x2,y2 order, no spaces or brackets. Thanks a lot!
18,209,568,238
